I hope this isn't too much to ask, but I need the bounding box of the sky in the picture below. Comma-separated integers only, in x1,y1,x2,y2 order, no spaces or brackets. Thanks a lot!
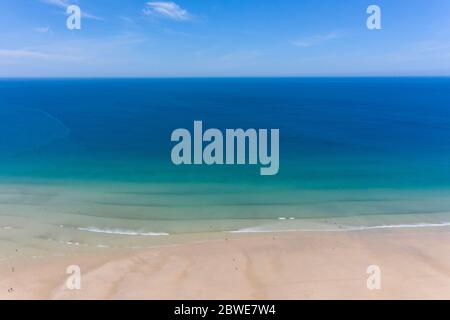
0,0,450,77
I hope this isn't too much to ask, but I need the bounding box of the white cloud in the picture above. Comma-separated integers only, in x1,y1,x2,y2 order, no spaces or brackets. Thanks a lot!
143,2,192,21
0,49,79,61
79,11,104,21
219,50,261,62
418,40,450,53
292,31,345,48
34,26,50,33
0,33,147,63
39,0,70,8
39,0,103,20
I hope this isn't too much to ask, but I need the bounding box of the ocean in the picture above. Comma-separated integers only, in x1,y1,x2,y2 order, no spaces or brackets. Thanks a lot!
1,77,450,250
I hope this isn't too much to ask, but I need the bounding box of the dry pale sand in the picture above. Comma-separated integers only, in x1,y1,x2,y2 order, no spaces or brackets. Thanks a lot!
1,228,450,300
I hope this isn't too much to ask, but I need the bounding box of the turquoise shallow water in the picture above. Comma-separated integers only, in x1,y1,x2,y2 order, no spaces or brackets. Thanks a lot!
1,78,450,241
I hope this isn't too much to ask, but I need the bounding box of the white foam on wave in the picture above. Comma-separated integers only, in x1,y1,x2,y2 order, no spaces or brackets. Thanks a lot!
230,226,299,233
345,221,450,231
77,227,169,236
230,221,450,233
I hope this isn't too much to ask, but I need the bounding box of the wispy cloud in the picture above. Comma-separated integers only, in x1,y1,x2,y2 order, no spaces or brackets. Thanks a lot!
143,2,192,21
418,40,450,53
40,0,69,8
34,26,50,33
0,49,80,61
79,11,104,21
219,50,262,62
292,31,345,48
0,33,148,65
39,0,103,20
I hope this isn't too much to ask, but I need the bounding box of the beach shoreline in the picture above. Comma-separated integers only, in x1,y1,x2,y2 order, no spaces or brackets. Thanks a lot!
1,227,450,300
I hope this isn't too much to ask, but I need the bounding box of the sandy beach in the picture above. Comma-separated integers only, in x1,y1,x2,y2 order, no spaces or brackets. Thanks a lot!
1,227,450,300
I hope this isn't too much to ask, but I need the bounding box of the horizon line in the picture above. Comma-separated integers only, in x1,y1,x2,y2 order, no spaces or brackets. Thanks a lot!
1,75,450,80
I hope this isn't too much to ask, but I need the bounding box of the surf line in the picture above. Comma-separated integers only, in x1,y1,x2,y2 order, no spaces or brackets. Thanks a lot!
170,121,279,176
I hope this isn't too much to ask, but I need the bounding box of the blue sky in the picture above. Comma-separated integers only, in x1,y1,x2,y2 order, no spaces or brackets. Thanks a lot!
1,0,450,77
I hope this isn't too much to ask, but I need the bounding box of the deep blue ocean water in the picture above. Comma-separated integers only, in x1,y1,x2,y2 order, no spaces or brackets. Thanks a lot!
1,78,450,228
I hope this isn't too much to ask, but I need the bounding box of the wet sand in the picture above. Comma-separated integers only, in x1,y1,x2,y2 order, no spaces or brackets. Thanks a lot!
1,228,450,299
